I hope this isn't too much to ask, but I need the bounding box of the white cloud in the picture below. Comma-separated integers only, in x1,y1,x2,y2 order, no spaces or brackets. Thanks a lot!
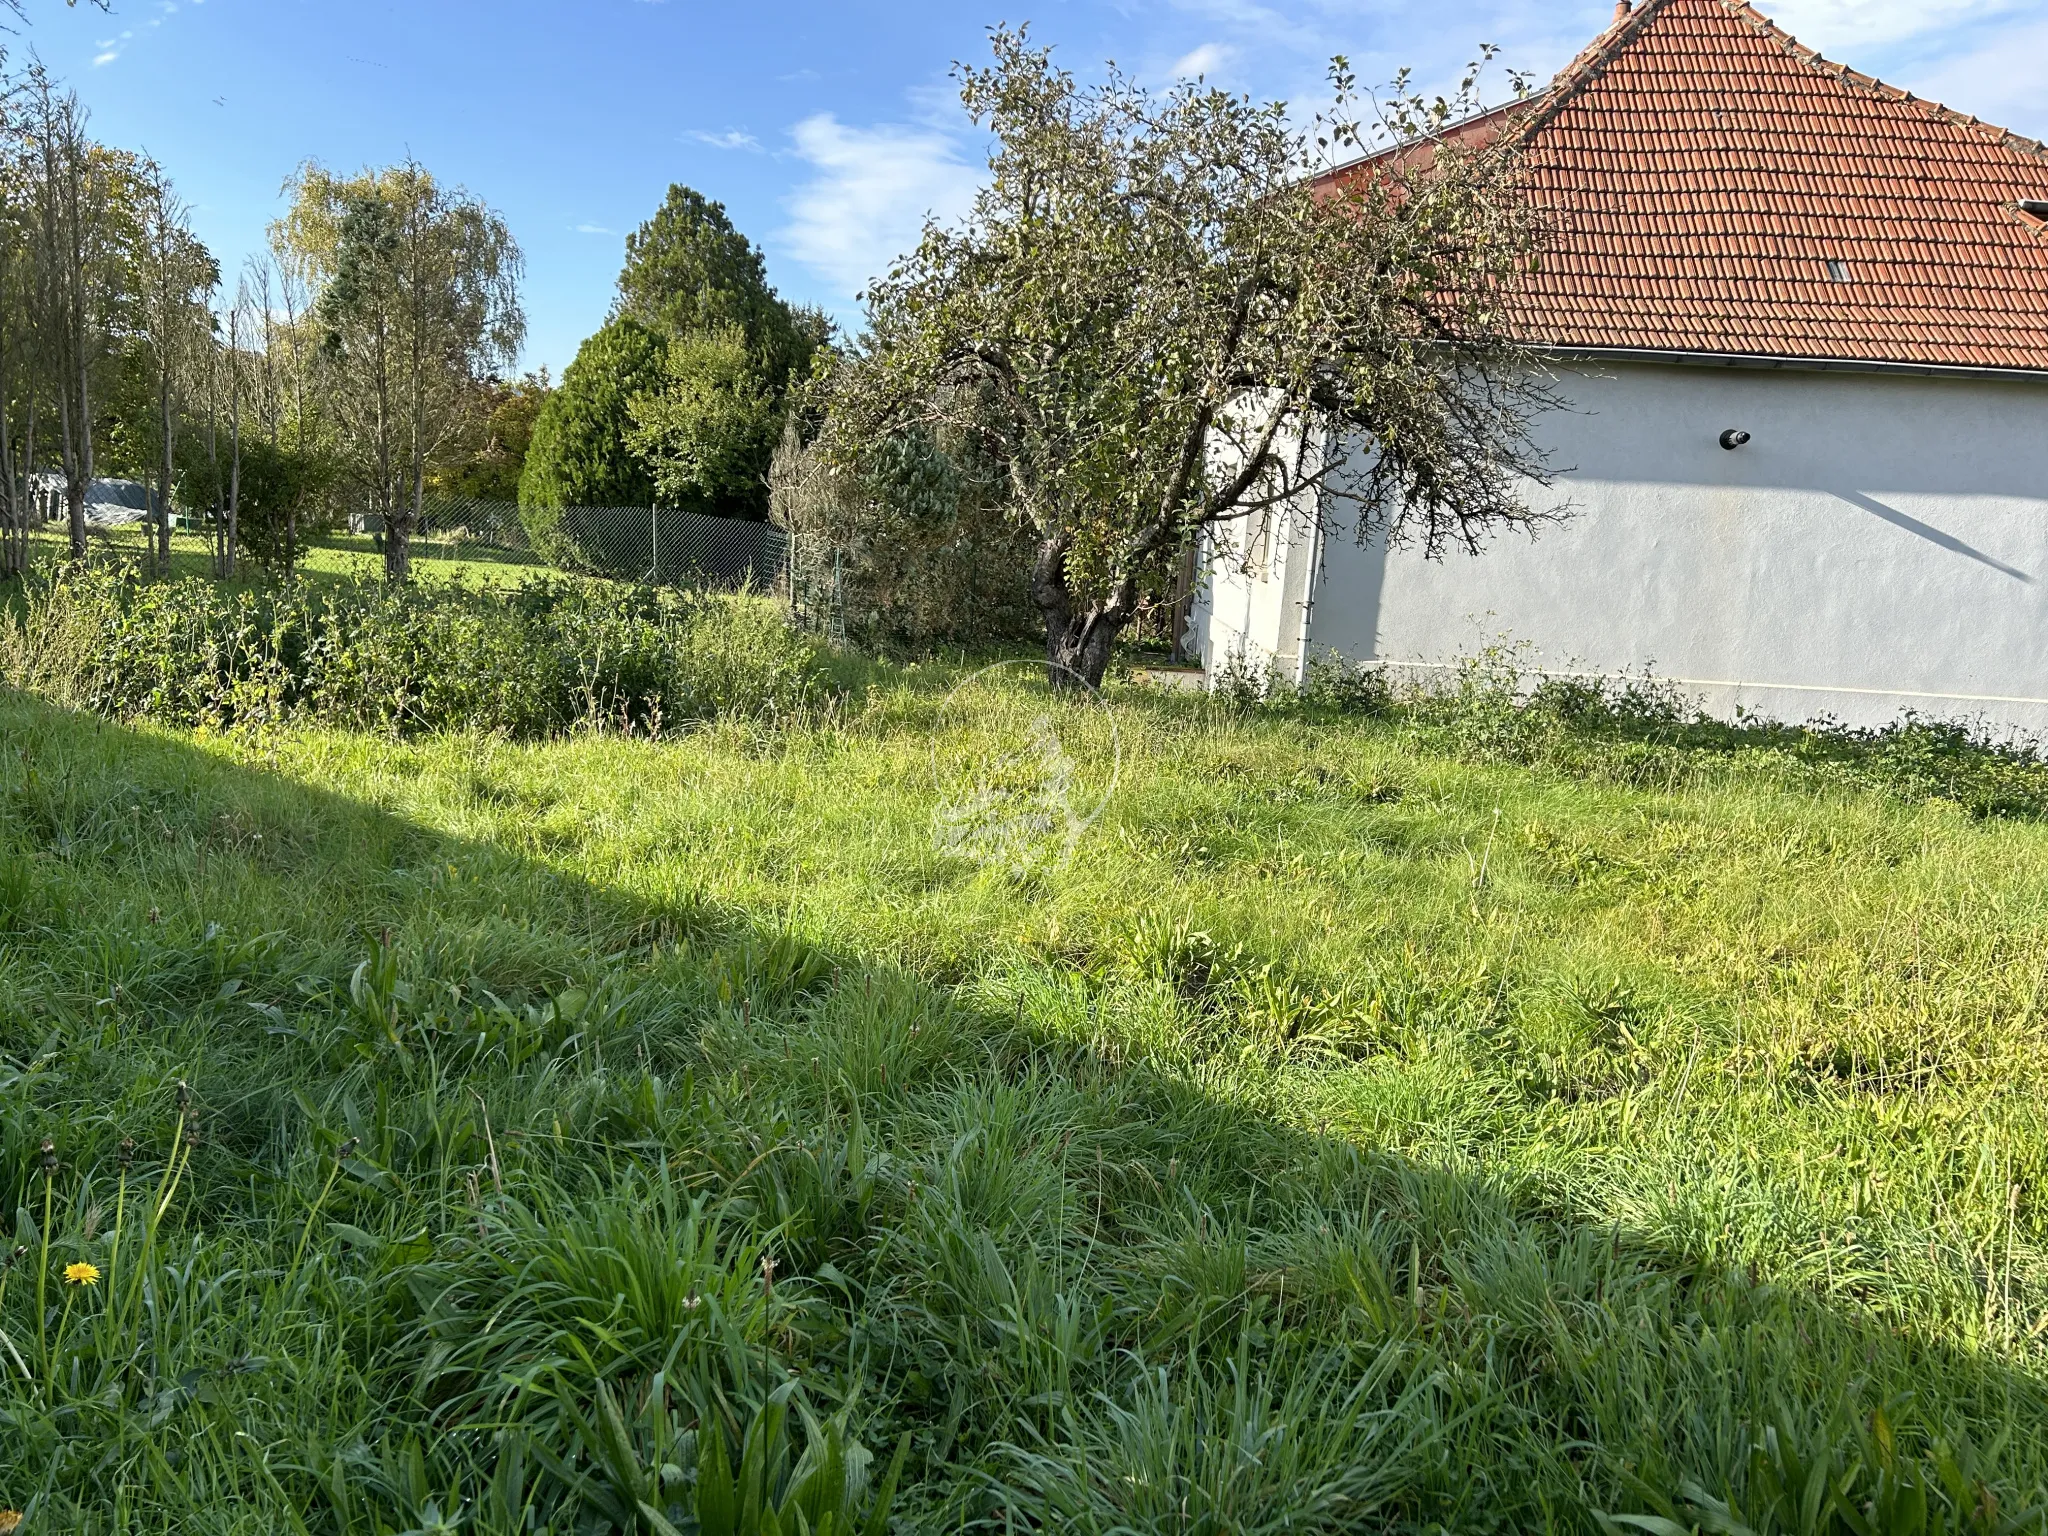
1170,42,1234,79
573,223,615,236
1755,0,2020,52
687,129,763,152
1889,13,2048,133
777,113,983,299
1166,0,1327,56
89,8,188,67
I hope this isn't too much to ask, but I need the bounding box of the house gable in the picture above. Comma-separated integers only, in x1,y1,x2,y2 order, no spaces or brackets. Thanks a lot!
1336,0,2048,372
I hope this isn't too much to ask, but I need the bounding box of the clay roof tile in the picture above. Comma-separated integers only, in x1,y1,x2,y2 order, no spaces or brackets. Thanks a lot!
1332,0,2048,370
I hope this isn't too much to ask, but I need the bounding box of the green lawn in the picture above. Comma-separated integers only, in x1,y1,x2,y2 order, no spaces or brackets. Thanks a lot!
23,522,552,590
0,664,2043,1532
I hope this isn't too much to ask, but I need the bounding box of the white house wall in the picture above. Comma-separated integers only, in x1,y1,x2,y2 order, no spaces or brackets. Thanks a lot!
1192,395,1325,686
1283,360,2048,734
1195,502,1318,685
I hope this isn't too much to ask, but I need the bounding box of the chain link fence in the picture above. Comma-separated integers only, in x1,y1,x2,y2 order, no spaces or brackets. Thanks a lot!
366,496,788,589
784,525,848,644
9,491,788,594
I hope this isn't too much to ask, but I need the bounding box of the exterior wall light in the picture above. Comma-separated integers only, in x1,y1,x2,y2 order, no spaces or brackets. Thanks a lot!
1719,429,1751,450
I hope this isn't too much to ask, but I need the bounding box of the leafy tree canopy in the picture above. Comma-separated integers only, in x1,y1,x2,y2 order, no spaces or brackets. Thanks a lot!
432,370,552,501
822,30,1556,686
617,186,778,344
626,326,780,519
616,183,829,383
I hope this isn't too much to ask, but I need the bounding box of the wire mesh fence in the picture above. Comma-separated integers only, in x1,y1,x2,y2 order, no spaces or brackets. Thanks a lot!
784,526,848,644
7,492,789,594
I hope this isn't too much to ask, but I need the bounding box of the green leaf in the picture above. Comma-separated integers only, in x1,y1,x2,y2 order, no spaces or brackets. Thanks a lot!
861,1433,911,1536
697,1415,737,1536
1596,1516,1695,1536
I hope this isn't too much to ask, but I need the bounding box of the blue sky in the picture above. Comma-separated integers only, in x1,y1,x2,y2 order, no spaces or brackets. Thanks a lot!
13,0,2042,376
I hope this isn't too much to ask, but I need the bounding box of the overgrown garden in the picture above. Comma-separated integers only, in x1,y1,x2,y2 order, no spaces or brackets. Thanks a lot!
0,17,2044,1536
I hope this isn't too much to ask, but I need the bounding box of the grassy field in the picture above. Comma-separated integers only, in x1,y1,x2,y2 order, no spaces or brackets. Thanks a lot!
23,522,553,591
1,654,2044,1532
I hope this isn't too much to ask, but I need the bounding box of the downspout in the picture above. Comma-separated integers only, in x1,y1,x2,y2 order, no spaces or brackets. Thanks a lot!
1291,423,1338,689
1294,493,1326,690
1241,526,1255,668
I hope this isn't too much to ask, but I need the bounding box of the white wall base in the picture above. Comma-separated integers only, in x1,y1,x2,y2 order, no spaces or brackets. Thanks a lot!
1201,359,2048,738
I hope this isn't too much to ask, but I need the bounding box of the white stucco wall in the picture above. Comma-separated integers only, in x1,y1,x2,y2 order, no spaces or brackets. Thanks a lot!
1192,502,1317,685
1199,360,2048,735
1190,395,1324,685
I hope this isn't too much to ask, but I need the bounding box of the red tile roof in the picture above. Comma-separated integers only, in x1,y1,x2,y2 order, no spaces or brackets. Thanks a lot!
1375,0,2048,372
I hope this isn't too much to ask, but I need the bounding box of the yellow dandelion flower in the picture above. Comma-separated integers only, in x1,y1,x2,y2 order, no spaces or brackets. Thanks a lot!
63,1261,100,1287
0,1509,23,1535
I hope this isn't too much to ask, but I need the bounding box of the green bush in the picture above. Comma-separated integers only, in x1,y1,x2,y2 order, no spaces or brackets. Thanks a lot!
771,416,1043,652
0,563,829,737
518,315,669,566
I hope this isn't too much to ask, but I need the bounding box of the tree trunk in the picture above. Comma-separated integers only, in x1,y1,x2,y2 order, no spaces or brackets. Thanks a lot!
385,471,415,582
21,397,37,572
1033,535,1129,690
0,398,17,579
160,367,176,570
376,324,407,581
77,329,95,561
226,416,240,580
1044,605,1122,690
206,345,222,576
58,390,86,560
226,324,241,582
0,305,16,578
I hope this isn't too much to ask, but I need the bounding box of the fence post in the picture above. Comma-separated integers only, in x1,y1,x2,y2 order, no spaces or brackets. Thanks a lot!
650,503,659,585
831,545,845,645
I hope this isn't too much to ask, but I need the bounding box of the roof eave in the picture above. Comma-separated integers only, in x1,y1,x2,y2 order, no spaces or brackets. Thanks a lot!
1544,344,2048,384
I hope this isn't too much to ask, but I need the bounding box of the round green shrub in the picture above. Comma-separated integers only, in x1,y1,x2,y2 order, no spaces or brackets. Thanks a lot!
518,316,669,569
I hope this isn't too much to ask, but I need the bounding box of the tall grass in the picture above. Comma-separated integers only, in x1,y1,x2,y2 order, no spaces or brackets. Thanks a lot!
0,640,2043,1532
0,563,828,737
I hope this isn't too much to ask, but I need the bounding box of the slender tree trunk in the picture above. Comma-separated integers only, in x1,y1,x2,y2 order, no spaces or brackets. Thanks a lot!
226,313,241,581
206,344,223,577
22,397,37,567
58,387,86,560
0,386,17,579
76,350,94,560
160,369,175,569
0,310,18,578
377,324,408,582
281,267,307,582
0,258,16,578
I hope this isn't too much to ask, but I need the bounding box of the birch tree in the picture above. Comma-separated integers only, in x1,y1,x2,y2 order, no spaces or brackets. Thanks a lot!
0,80,30,575
281,160,523,580
25,74,141,561
135,155,216,570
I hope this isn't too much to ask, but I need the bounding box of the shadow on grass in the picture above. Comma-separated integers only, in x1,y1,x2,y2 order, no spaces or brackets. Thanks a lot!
0,685,2042,1534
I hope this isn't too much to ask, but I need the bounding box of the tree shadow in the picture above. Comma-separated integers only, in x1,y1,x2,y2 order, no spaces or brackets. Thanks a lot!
1,684,2042,1534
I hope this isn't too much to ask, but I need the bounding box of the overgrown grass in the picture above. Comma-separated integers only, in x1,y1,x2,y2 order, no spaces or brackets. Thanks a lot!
0,629,2044,1532
1269,650,2048,820
0,563,828,737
